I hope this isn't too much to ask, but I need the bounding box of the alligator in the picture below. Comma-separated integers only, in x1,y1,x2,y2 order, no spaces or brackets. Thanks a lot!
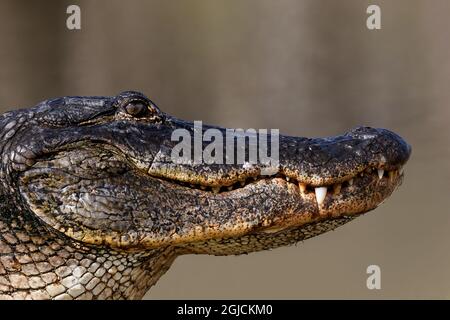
0,91,411,300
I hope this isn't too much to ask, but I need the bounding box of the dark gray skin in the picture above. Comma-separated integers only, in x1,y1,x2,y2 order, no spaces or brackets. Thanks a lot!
0,91,411,299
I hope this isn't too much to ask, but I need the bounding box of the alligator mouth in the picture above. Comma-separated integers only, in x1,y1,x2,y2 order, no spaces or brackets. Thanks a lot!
155,165,402,207
20,137,404,224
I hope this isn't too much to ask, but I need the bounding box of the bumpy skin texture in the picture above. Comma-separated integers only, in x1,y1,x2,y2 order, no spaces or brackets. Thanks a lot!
0,91,411,299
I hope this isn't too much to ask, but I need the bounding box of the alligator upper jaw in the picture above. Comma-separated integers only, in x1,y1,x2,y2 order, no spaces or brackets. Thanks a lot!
144,122,411,188
143,124,410,211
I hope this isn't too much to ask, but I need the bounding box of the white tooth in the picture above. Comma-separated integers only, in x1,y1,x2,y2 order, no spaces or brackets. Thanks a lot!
314,187,327,206
389,171,395,181
286,177,290,182
377,169,384,180
333,184,341,195
227,186,233,191
212,187,220,194
240,180,246,186
299,183,307,194
261,226,285,234
348,178,353,186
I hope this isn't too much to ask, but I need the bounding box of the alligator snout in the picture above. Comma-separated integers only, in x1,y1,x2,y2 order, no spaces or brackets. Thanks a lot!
346,126,411,168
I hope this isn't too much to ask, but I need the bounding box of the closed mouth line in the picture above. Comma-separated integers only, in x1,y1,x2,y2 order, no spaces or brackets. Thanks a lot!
157,166,402,205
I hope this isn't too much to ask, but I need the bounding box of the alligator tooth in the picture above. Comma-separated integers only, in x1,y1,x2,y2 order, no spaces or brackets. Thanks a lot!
348,178,353,186
200,185,207,190
377,169,384,180
227,186,233,191
333,184,341,195
286,177,290,182
298,183,307,194
261,226,285,234
240,180,246,186
212,187,220,194
252,176,258,181
388,171,395,181
315,187,327,206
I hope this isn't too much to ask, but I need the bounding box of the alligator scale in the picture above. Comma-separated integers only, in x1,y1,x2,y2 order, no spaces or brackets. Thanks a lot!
0,91,411,299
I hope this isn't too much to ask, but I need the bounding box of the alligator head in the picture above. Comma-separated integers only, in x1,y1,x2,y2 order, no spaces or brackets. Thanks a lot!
0,91,411,299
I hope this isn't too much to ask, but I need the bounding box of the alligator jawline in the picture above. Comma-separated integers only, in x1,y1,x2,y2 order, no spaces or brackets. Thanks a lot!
152,166,401,197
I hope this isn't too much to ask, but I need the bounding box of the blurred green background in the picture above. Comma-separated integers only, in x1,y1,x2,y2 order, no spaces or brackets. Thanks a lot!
0,0,448,299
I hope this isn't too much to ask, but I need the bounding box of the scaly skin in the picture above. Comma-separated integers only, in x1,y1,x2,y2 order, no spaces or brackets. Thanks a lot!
0,91,411,299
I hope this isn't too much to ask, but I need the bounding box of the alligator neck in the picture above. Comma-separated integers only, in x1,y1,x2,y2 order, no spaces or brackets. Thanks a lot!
0,195,176,300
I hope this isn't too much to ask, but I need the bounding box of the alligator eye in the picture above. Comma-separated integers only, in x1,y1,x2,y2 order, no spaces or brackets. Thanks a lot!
124,101,148,117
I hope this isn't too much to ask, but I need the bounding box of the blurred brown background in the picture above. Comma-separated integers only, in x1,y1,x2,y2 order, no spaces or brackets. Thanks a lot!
0,0,448,299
